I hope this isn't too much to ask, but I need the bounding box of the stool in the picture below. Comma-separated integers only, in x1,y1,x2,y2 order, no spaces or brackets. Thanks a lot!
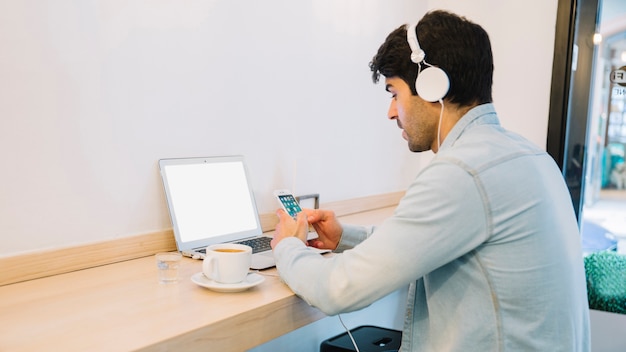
320,325,402,352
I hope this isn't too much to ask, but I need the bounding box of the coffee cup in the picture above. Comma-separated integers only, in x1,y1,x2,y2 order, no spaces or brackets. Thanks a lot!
202,243,252,284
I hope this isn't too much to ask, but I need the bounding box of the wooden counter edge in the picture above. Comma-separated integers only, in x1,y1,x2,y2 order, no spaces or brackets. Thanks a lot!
137,294,327,351
0,191,404,286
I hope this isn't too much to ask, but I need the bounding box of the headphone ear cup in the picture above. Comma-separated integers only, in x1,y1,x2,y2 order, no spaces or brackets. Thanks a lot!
415,66,450,102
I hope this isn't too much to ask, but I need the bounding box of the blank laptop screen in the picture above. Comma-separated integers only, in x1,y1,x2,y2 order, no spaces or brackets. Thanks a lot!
160,157,260,247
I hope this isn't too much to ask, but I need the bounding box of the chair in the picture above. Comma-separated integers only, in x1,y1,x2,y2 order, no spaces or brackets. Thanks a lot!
584,251,626,314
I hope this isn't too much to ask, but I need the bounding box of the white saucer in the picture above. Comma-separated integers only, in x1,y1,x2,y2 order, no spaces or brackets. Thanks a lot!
191,272,265,293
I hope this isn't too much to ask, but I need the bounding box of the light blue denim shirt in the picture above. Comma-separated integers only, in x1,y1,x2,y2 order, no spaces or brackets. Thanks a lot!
274,104,590,351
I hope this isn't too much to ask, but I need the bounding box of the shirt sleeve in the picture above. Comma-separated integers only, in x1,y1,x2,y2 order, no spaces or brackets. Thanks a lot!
334,224,374,253
273,161,489,316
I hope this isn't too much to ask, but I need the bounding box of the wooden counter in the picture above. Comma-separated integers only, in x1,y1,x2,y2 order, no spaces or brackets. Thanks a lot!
0,204,397,351
0,256,322,351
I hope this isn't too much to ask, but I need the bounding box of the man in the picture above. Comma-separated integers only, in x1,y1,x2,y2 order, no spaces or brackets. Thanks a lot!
271,10,590,351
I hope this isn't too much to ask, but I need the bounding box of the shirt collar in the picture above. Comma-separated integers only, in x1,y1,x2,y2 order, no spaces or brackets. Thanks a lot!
439,103,499,151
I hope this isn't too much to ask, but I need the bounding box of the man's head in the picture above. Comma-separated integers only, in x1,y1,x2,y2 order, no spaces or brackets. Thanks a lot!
369,10,493,152
370,10,493,106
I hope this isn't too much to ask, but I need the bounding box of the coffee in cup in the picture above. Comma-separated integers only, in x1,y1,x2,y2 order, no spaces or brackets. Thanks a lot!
202,243,252,284
214,248,245,253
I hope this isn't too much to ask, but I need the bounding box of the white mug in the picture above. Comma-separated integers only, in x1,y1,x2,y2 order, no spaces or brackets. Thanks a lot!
202,243,252,284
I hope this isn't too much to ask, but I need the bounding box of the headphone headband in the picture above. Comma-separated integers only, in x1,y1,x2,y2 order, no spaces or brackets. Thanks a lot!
405,22,450,102
406,23,425,64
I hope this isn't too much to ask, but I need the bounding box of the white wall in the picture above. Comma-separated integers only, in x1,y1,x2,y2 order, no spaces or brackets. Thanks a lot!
0,0,559,256
0,0,428,255
0,0,558,257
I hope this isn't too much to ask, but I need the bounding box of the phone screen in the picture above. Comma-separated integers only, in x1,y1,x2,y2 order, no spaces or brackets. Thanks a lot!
278,194,302,218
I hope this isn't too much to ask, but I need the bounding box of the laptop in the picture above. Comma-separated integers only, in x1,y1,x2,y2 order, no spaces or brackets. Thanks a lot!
158,155,276,270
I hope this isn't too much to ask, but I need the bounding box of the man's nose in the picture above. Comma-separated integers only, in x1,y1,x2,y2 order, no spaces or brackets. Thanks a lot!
387,100,398,120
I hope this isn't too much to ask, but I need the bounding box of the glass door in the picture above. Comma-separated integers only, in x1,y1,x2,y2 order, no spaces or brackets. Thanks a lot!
579,1,626,256
548,0,626,323
548,0,626,254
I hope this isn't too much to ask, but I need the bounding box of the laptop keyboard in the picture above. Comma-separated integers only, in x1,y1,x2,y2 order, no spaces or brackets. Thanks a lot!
236,237,272,253
196,237,272,254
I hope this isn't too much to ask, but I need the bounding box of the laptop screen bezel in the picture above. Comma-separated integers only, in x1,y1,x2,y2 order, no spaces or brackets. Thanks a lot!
158,155,264,252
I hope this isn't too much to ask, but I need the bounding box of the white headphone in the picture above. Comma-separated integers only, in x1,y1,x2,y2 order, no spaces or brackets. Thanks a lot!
406,23,450,102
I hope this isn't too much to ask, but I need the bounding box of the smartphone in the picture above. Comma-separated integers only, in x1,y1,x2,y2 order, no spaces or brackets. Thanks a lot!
274,190,324,243
274,189,302,218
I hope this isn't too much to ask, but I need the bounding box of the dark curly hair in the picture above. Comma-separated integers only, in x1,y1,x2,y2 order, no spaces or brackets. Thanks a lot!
369,10,493,106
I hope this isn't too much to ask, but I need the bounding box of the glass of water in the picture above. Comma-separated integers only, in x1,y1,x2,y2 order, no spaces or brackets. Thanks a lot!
155,252,182,284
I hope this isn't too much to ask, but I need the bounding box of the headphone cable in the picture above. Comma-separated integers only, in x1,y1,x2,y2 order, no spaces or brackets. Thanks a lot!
338,314,360,352
437,99,445,150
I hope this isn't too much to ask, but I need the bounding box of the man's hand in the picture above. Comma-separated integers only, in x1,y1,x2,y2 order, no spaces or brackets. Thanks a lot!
303,208,343,250
271,209,309,249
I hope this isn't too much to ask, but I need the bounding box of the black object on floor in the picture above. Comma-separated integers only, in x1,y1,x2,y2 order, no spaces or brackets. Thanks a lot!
320,325,402,352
